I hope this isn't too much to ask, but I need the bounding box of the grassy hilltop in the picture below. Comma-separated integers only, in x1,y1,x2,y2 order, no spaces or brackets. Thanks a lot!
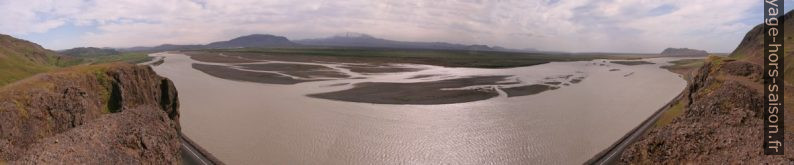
0,34,76,86
0,36,152,87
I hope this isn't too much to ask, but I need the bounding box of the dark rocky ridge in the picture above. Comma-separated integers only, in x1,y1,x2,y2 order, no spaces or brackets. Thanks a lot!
0,63,181,164
660,48,708,57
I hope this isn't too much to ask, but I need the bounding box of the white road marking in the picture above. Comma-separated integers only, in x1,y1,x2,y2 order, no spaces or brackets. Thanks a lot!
183,143,210,165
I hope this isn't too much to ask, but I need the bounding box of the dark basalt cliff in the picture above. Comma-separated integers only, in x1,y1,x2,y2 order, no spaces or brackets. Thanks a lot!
0,63,181,164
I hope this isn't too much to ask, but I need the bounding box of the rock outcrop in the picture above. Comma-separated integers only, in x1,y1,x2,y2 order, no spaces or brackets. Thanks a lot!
0,63,181,164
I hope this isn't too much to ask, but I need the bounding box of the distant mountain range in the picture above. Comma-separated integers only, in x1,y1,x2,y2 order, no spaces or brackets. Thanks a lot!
294,33,525,52
111,33,713,56
120,34,295,52
118,33,539,53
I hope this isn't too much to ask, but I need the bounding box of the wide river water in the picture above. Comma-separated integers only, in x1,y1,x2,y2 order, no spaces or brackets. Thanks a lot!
151,52,689,164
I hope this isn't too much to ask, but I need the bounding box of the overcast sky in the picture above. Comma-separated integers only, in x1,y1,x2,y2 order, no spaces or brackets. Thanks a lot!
0,0,789,53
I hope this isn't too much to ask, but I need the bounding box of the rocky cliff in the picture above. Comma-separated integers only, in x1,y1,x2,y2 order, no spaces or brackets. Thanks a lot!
0,63,181,164
619,57,793,163
619,11,794,163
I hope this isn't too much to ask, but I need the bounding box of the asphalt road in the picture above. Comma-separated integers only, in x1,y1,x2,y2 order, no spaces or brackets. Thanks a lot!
180,133,222,165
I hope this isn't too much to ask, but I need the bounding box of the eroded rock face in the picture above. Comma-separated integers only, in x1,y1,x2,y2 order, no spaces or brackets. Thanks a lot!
619,60,794,164
0,64,180,164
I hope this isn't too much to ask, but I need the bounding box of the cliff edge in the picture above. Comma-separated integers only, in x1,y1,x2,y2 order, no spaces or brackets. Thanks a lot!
0,63,181,164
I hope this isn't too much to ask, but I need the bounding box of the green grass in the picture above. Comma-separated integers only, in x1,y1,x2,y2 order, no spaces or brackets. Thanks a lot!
0,52,149,87
0,48,151,88
0,53,54,86
665,59,705,69
660,59,705,82
654,100,686,128
74,52,153,64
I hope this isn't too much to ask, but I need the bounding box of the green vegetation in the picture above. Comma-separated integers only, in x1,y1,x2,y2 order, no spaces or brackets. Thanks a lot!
653,57,717,128
65,64,127,114
59,47,120,57
0,50,150,88
664,59,704,70
0,34,83,87
213,47,635,68
93,67,113,114
704,55,727,73
69,52,153,65
0,52,148,87
654,100,685,128
660,58,705,81
0,53,54,86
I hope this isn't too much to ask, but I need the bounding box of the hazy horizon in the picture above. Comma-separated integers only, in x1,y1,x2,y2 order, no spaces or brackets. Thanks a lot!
2,0,791,53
